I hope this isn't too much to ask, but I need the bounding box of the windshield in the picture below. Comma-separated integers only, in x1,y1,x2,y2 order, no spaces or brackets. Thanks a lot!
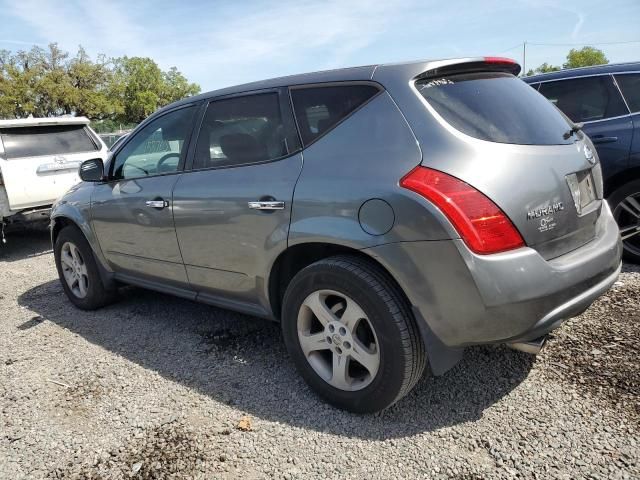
416,72,574,145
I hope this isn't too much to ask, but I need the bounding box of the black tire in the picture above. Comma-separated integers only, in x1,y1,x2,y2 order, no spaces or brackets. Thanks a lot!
609,179,640,263
281,255,426,413
54,226,117,310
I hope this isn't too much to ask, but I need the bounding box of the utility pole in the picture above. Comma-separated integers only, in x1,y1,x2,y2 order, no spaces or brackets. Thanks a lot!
523,41,527,75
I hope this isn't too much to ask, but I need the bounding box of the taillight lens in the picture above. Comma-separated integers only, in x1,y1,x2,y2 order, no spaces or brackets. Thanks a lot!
400,166,525,254
483,56,517,66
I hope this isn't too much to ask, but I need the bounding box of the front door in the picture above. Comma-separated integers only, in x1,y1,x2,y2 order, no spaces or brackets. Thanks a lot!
172,91,302,312
91,105,197,286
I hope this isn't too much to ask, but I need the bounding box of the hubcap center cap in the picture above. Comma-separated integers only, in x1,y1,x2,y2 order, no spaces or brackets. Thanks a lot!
332,334,342,346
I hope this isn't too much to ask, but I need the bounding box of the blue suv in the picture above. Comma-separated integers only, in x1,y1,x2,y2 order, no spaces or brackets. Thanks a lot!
525,63,640,262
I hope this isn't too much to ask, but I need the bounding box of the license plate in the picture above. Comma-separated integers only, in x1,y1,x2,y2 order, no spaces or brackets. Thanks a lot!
566,170,596,215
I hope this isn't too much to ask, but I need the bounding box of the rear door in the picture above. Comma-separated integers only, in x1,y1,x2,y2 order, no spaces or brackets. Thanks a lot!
0,124,106,210
614,72,640,168
172,89,302,311
91,105,197,286
537,74,633,186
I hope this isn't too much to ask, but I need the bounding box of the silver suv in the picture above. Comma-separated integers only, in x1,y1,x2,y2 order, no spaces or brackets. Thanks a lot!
51,57,622,413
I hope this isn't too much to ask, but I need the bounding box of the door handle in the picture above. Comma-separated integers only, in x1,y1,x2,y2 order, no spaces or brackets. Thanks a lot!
591,136,618,144
248,200,285,210
145,199,169,209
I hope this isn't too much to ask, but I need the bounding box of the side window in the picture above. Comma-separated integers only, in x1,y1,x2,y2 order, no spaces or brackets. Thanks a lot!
615,73,640,113
112,106,195,180
194,93,287,169
290,84,380,146
538,76,628,123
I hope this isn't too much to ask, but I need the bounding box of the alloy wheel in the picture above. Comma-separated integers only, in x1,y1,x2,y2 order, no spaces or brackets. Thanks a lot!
297,289,380,391
613,193,640,258
60,241,89,298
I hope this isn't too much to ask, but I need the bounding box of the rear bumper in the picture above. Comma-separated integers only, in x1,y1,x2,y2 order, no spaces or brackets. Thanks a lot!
364,202,622,347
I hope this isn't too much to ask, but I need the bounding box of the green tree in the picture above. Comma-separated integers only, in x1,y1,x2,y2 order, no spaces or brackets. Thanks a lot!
563,46,608,69
110,56,164,123
526,62,561,76
67,47,117,119
0,43,200,123
160,66,200,106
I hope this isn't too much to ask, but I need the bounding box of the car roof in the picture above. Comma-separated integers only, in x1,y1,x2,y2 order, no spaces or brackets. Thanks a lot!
0,116,90,128
155,56,520,115
523,61,640,83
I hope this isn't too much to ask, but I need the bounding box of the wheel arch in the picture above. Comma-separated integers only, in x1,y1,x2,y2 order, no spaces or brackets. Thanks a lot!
51,212,115,288
267,241,462,375
604,166,640,198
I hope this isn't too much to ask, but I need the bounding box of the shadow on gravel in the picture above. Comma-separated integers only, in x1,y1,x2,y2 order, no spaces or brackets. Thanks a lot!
19,279,534,439
0,228,51,263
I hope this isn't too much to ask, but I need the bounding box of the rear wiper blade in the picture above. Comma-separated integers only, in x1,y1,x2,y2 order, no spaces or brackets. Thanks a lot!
563,122,584,140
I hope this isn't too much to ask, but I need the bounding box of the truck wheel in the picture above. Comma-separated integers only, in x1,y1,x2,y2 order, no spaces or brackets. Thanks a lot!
281,255,426,413
54,226,117,310
609,179,640,263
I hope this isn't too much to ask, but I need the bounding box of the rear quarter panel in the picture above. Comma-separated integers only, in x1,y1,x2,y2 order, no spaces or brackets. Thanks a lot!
289,91,454,249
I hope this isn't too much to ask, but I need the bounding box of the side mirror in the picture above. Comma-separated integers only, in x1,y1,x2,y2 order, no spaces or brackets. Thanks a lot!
79,158,105,182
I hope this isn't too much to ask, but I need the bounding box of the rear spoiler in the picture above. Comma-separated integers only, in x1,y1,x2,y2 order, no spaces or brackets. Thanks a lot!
415,57,521,80
0,117,91,129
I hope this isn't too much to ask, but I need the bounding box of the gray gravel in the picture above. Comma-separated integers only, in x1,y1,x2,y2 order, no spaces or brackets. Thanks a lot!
1,230,638,479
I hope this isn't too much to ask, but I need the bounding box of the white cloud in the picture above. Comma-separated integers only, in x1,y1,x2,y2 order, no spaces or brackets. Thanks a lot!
1,0,412,89
571,12,586,39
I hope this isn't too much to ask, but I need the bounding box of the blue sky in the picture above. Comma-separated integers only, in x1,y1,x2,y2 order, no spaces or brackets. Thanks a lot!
0,0,639,92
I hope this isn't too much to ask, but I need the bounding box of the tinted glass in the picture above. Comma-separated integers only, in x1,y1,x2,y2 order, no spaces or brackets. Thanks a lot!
291,85,379,145
417,72,574,145
0,125,98,159
615,73,640,113
194,93,286,169
112,106,195,180
538,75,628,123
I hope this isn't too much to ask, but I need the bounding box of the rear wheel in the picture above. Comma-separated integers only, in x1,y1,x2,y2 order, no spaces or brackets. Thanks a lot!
281,255,426,413
609,180,640,263
54,226,116,310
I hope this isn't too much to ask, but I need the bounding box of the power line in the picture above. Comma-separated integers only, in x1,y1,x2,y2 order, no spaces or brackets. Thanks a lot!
528,40,640,46
499,39,640,54
498,43,524,54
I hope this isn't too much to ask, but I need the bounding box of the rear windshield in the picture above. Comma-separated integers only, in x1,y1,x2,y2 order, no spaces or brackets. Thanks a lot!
0,125,98,159
416,72,574,145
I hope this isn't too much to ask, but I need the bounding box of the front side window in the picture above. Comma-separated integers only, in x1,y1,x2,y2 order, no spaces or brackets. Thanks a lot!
290,85,380,146
194,93,287,169
112,106,195,180
417,72,575,145
615,73,640,113
0,125,98,159
537,75,628,123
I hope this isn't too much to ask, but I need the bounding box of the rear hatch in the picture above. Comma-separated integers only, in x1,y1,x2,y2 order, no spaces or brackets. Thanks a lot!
413,59,603,259
0,121,106,211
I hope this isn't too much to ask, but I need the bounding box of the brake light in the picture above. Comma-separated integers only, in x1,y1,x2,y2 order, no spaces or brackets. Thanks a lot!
400,167,525,254
483,56,517,65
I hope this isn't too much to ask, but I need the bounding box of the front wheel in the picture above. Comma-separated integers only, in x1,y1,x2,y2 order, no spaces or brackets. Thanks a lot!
281,255,426,413
609,180,640,263
54,226,116,310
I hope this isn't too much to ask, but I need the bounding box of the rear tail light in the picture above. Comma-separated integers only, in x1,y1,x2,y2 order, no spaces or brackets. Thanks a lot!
400,166,525,254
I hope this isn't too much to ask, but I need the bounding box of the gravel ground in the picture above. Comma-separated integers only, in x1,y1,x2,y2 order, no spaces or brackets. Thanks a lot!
1,230,638,479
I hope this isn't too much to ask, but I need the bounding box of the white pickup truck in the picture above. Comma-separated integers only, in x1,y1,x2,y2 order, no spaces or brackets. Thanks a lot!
0,117,107,241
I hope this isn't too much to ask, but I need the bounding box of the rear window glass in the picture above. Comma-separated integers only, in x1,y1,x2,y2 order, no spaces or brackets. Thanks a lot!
194,93,287,169
0,125,98,159
537,75,628,123
615,73,640,113
416,72,574,145
291,85,379,146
